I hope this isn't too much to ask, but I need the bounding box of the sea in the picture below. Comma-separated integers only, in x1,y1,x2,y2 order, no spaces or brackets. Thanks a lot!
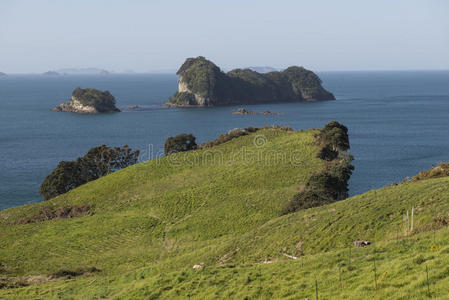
1,71,449,209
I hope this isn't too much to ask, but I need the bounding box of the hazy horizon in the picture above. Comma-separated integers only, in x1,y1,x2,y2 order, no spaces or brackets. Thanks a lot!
1,0,448,73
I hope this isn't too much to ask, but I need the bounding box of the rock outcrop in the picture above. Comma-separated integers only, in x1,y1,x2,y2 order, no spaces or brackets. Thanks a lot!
232,108,280,115
52,87,120,114
168,56,335,107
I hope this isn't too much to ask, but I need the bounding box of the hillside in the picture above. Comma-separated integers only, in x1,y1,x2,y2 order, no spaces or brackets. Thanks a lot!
1,128,449,299
168,56,335,107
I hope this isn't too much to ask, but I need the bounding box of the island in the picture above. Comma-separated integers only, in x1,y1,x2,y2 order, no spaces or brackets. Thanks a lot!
232,108,280,115
0,72,6,76
167,56,335,107
42,71,60,76
52,87,120,114
56,68,110,75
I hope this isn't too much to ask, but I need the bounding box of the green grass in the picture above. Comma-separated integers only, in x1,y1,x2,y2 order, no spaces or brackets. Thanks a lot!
1,127,449,299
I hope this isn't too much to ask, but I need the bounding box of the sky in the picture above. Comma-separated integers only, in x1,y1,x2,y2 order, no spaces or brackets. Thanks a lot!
1,0,448,73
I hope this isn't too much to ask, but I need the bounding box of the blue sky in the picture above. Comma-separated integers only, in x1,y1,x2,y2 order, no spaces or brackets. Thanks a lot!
1,0,448,73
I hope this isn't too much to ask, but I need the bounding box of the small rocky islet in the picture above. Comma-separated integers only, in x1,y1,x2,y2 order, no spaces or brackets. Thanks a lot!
52,87,120,114
232,108,280,115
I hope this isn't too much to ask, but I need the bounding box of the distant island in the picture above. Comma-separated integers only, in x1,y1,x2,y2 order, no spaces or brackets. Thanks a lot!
167,56,335,107
56,68,110,75
43,71,60,76
0,72,6,76
52,87,120,114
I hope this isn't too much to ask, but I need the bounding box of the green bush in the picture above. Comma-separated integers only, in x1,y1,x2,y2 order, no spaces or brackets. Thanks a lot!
319,121,350,151
40,145,139,200
164,134,197,155
317,144,338,161
281,190,331,215
282,121,353,215
411,162,449,181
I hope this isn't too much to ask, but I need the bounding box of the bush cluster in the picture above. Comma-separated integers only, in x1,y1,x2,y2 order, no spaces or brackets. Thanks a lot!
282,121,353,215
164,133,197,155
200,127,255,148
40,145,139,200
410,162,449,181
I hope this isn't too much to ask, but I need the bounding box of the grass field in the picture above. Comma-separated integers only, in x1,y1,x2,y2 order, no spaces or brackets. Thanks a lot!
1,127,449,299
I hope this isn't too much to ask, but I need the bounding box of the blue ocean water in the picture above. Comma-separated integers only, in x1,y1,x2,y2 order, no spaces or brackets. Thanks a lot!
1,71,448,209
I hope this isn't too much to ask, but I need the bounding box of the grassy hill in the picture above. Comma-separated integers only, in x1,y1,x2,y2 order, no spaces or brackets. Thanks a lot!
1,127,449,299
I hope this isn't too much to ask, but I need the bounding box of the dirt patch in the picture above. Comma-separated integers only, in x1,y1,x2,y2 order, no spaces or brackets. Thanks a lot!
0,267,100,290
14,204,93,225
51,266,100,279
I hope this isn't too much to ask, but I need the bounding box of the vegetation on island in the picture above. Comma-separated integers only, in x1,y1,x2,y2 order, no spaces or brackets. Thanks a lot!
3,123,449,298
39,145,139,200
169,56,335,106
71,87,119,112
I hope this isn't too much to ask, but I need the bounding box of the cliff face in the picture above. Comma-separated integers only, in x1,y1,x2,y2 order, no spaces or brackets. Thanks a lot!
52,97,100,114
52,88,120,114
168,56,335,107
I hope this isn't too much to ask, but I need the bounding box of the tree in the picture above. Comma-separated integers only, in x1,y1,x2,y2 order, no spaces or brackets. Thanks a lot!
164,133,197,155
320,121,350,151
40,145,139,200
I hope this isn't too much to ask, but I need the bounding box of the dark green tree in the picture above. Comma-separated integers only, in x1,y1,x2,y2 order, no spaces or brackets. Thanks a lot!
320,121,350,151
40,145,139,200
164,133,197,155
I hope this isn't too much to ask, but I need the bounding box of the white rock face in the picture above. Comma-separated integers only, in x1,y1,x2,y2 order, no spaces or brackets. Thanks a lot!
69,98,98,113
52,97,98,114
177,76,207,106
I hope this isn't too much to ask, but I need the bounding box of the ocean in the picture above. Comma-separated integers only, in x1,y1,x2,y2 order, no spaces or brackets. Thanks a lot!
1,71,448,209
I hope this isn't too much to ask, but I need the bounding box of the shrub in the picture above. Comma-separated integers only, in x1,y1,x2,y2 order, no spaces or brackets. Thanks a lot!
200,128,252,148
411,162,449,181
282,121,354,215
319,121,350,151
40,145,139,200
281,190,331,215
307,172,343,200
164,133,197,155
317,144,338,161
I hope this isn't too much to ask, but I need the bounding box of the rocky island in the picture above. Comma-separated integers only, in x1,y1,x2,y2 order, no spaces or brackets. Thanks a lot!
52,87,120,114
167,56,335,107
232,108,280,115
43,71,60,76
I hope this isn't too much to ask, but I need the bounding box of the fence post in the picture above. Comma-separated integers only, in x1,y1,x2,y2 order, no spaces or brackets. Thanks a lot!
339,265,342,289
315,279,319,300
373,253,378,290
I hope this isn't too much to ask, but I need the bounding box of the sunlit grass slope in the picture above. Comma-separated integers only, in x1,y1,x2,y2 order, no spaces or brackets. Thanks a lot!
0,129,321,276
1,128,449,299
